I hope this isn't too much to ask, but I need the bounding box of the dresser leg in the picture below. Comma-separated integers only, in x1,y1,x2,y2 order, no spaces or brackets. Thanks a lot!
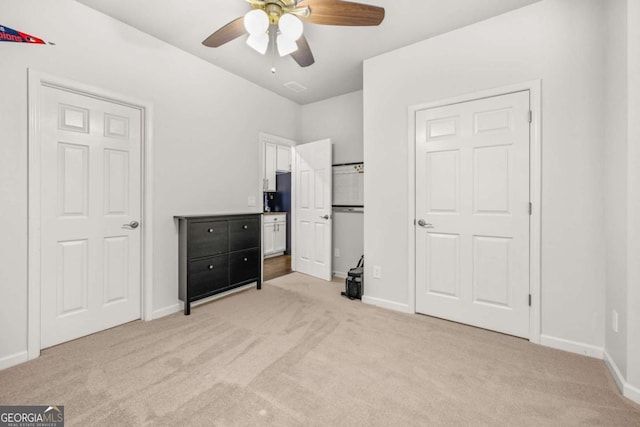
184,302,191,315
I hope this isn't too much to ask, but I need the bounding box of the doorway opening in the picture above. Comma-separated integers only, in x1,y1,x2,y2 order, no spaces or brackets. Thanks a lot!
258,134,334,282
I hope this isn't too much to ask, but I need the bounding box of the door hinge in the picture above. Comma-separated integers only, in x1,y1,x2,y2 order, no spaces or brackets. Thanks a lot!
528,202,532,215
528,110,533,123
528,294,532,306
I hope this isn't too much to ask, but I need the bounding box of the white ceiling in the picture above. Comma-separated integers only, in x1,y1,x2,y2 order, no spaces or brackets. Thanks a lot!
75,0,540,105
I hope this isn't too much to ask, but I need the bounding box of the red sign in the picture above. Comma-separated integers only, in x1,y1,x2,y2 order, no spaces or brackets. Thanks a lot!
0,25,47,44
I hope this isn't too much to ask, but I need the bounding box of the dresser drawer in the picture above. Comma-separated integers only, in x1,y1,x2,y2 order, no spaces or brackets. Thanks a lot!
229,217,260,251
266,213,286,224
188,220,228,259
188,255,229,297
229,248,260,284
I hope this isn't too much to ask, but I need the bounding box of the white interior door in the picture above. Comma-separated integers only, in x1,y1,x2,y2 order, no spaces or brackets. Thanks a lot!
415,91,530,338
294,139,333,281
40,84,142,348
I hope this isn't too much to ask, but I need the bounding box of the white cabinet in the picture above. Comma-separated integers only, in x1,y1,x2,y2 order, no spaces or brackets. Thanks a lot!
276,145,291,172
264,142,277,192
274,221,286,252
263,223,276,254
263,214,287,256
264,143,291,192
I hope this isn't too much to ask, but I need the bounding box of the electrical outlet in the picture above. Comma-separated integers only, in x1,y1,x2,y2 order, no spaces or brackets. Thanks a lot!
612,310,619,333
247,196,256,207
334,248,340,257
373,265,382,279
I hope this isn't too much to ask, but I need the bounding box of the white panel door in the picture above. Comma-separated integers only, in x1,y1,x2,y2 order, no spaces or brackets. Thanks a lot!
294,139,332,281
415,91,530,338
40,85,142,348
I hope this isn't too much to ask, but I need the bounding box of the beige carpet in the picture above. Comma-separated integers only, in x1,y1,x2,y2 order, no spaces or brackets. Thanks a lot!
1,273,639,426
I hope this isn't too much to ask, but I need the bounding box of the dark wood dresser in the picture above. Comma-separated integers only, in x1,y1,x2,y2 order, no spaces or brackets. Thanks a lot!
175,213,262,315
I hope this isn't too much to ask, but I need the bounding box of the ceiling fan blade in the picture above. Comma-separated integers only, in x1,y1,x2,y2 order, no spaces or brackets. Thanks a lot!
291,35,315,67
297,0,384,26
202,17,247,47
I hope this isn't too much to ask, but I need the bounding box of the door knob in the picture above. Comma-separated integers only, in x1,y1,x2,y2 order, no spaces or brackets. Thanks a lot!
417,219,434,228
123,221,140,229
320,214,331,220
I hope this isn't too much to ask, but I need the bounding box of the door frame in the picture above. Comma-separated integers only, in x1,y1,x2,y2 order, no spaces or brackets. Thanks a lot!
257,132,297,270
27,70,155,360
407,80,542,343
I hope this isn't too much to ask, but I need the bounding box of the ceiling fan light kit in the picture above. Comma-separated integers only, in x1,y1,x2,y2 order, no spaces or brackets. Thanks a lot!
247,33,270,54
244,9,269,34
277,34,298,56
203,0,385,68
279,13,303,40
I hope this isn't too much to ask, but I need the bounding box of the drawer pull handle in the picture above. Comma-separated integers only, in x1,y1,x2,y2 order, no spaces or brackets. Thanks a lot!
243,225,248,230
207,228,213,233
243,257,248,262
208,265,214,270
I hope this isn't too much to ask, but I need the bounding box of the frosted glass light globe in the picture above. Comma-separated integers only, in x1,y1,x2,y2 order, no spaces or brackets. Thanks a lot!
247,33,269,54
277,34,298,56
244,9,269,35
278,14,303,41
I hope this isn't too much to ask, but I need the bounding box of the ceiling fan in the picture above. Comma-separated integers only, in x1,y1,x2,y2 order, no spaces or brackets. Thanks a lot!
202,0,385,67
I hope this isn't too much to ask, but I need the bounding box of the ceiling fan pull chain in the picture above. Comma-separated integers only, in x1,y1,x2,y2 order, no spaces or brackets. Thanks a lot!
270,24,277,74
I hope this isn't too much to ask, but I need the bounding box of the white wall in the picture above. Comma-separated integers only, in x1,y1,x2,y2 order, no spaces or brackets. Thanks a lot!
602,0,640,400
0,0,300,367
604,0,629,379
625,0,640,393
363,0,606,348
301,91,364,276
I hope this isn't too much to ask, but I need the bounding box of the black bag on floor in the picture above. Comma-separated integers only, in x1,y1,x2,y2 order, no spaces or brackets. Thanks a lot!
342,255,364,300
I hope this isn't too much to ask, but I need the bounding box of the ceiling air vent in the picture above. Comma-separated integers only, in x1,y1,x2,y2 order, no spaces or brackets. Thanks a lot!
283,81,307,93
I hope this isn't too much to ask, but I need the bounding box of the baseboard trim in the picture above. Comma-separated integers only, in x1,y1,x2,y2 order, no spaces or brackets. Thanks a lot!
625,383,640,405
0,351,28,371
152,303,181,320
333,271,347,279
604,350,625,392
362,295,412,314
604,350,640,404
539,334,603,359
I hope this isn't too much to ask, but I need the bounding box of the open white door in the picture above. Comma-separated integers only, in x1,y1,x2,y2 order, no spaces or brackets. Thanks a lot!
293,139,333,281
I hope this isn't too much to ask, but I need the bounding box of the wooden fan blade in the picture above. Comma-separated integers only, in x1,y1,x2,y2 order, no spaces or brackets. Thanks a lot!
297,0,384,26
291,35,315,67
202,17,246,47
